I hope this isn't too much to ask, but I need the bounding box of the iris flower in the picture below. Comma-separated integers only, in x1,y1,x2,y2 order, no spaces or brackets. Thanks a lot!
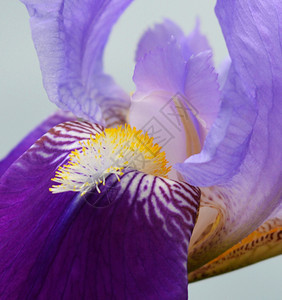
0,0,281,299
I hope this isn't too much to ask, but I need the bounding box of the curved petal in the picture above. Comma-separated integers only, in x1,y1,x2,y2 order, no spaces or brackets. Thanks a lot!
133,22,219,118
135,19,211,63
0,110,75,178
175,0,282,186
217,56,231,90
176,0,282,270
174,66,256,186
183,51,220,129
133,42,185,99
183,18,211,55
20,0,132,124
131,21,219,177
0,121,102,298
0,121,200,298
130,42,219,178
135,19,185,61
133,50,219,130
188,203,282,282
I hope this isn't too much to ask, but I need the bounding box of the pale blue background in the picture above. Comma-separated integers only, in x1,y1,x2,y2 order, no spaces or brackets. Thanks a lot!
0,1,281,299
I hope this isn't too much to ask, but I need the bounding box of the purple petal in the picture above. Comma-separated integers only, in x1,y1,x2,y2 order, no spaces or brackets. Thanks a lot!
135,19,185,61
132,27,220,129
183,51,220,129
0,110,75,178
174,65,256,186
184,18,211,55
135,19,211,62
20,0,132,124
133,41,185,99
175,0,282,270
175,0,282,186
217,57,231,90
0,121,200,298
131,43,219,175
0,121,103,298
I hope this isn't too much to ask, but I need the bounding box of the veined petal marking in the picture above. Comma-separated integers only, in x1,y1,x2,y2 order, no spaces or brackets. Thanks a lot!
188,221,282,282
26,121,104,166
0,166,200,298
117,171,199,238
50,124,171,195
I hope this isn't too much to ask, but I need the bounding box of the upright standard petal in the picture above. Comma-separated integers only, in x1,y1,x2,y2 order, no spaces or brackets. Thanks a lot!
175,0,282,270
0,110,75,178
130,22,219,178
135,19,185,61
183,19,211,56
135,19,211,62
0,121,200,299
20,0,132,124
133,20,218,114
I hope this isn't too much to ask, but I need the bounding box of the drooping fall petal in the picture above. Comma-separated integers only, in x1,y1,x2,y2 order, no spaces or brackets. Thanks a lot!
0,121,103,298
20,0,132,124
174,0,282,270
0,121,200,299
0,110,75,178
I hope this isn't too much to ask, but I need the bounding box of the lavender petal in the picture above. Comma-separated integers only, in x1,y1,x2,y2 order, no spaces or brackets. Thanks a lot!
20,0,132,124
176,0,282,270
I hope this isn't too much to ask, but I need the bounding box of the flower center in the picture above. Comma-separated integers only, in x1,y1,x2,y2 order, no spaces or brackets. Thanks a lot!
49,124,171,195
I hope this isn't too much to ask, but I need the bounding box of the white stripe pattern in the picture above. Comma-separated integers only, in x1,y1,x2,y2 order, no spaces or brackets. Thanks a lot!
19,121,104,169
111,170,200,268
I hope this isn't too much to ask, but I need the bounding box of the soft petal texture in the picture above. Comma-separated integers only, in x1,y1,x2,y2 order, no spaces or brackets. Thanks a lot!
0,110,75,178
183,52,220,128
20,0,132,124
175,0,282,270
135,19,185,61
129,92,203,180
135,19,211,62
0,121,103,298
217,56,231,90
133,21,219,123
130,50,219,178
0,120,200,299
130,21,219,178
133,42,187,99
174,68,256,185
183,19,211,56
132,49,219,130
188,204,282,282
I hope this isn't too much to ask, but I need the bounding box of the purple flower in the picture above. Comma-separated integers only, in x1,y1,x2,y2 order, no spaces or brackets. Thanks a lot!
0,0,281,299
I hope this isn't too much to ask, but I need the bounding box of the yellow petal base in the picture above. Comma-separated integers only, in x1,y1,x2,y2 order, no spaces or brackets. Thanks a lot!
188,225,282,282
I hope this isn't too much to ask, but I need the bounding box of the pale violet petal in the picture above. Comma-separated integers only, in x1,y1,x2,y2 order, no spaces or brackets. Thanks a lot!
20,0,132,124
175,0,282,271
